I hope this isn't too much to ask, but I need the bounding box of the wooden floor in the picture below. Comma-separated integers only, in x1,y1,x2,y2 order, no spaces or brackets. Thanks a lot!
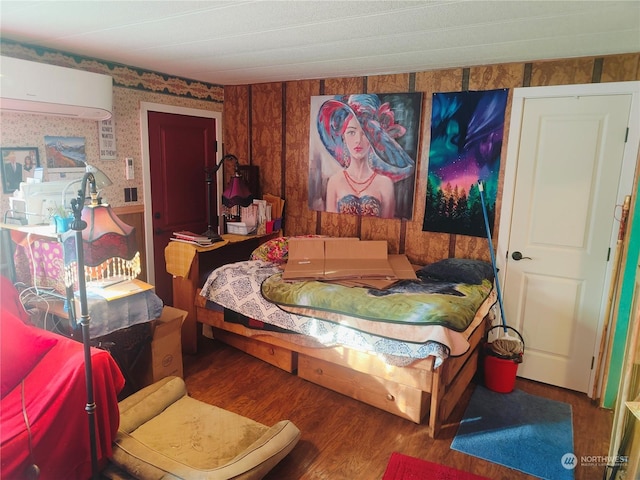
183,336,614,480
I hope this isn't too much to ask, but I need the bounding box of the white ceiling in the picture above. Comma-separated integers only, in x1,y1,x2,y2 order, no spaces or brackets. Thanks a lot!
1,1,639,86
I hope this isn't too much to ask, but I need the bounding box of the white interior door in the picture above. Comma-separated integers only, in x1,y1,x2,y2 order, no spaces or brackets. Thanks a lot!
498,84,638,394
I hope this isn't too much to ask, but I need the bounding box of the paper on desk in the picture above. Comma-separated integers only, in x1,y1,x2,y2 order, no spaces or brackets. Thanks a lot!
241,204,258,227
263,194,284,220
87,279,153,301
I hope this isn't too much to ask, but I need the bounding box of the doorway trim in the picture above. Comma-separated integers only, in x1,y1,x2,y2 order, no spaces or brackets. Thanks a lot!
497,81,640,397
139,102,223,285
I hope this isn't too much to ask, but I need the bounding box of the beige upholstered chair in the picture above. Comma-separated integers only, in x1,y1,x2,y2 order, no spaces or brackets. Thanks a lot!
105,376,300,480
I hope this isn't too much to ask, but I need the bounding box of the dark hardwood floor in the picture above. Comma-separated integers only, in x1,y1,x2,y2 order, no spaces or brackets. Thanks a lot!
183,336,614,480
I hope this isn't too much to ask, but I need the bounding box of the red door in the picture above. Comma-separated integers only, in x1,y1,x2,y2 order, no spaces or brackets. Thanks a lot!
148,112,218,304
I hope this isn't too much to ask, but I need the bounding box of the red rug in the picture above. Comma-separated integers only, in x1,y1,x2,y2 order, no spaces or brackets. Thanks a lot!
382,452,490,480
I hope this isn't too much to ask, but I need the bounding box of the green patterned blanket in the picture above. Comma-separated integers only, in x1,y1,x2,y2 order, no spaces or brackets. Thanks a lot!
261,273,495,344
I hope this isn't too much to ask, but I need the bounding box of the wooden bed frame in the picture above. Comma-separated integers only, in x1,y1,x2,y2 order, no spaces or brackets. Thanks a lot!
194,292,493,438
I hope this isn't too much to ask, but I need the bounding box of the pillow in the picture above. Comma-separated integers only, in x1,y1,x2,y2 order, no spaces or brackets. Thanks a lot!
0,275,30,323
417,258,494,285
1,310,58,398
250,236,289,264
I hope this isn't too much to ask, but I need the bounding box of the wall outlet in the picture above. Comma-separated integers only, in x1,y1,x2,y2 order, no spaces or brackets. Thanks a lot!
124,187,138,202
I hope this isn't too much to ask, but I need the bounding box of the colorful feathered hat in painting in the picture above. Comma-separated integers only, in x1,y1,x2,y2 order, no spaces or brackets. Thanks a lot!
316,94,415,182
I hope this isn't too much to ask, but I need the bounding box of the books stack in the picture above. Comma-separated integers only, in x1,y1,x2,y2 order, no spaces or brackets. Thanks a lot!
171,231,213,246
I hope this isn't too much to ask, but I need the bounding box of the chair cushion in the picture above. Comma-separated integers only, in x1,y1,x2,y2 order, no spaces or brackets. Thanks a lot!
118,375,187,433
111,376,300,480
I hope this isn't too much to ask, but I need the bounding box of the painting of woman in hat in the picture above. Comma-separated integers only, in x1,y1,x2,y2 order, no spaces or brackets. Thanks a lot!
310,93,422,219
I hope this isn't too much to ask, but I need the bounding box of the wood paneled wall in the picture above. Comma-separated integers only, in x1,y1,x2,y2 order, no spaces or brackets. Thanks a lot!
224,53,639,265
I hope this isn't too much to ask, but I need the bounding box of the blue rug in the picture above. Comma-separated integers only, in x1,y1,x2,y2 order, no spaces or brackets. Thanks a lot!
451,386,575,480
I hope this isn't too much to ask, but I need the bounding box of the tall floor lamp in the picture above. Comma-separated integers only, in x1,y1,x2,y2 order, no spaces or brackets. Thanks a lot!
61,172,139,480
203,154,254,241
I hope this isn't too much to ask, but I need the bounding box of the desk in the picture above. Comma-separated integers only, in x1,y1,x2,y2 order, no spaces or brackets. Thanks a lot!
0,222,58,239
0,223,163,336
165,232,281,354
31,278,163,398
33,279,163,338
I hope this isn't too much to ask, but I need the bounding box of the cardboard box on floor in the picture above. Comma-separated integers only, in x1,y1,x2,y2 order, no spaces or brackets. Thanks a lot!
282,238,416,286
134,306,187,388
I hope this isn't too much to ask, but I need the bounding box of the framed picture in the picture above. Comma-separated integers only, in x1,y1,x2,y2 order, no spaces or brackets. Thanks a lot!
44,135,86,173
1,147,40,193
308,93,423,220
422,88,509,237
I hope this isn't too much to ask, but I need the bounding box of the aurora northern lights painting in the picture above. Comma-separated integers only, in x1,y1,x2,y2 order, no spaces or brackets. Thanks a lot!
423,89,508,237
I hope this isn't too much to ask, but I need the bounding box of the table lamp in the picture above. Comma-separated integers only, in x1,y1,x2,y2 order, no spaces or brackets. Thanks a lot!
203,154,253,241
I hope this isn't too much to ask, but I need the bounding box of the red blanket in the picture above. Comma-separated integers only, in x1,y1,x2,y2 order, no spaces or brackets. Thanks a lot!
1,277,125,479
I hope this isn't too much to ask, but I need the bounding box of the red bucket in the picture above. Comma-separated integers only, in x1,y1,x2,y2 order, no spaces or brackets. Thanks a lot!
484,354,519,393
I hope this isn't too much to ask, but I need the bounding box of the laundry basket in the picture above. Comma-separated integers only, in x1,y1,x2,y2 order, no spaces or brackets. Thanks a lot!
484,325,524,393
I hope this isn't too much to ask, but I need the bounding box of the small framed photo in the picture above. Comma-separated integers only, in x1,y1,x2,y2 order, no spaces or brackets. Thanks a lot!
1,147,40,193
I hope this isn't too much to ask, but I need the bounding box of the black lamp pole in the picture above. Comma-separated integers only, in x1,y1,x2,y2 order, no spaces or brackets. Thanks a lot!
203,154,238,241
69,172,99,480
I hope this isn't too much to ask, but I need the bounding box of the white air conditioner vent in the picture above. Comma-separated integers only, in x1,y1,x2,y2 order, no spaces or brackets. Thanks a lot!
0,56,113,120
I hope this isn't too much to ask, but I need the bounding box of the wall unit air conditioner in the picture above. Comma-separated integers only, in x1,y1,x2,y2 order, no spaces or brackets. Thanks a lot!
0,56,113,120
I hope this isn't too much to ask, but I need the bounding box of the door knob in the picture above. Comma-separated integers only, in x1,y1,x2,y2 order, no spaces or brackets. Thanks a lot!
154,228,165,235
511,251,532,261
154,212,161,219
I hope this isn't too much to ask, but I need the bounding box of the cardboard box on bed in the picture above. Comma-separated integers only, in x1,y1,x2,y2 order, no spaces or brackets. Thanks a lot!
324,240,395,279
283,237,397,281
282,237,326,280
135,306,187,388
332,254,417,289
282,237,360,280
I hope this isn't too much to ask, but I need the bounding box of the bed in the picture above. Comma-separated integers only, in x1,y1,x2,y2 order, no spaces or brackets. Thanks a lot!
194,237,497,438
0,276,125,480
